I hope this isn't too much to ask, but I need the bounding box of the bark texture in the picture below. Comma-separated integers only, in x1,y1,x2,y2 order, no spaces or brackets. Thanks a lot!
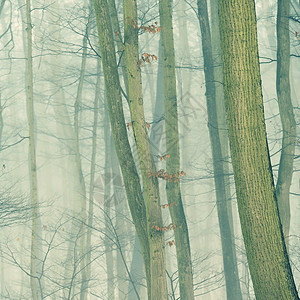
93,0,151,296
123,0,167,298
218,0,299,299
197,1,242,298
159,0,194,298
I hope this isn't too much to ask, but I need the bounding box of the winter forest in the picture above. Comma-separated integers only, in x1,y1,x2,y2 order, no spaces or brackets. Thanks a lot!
0,0,299,299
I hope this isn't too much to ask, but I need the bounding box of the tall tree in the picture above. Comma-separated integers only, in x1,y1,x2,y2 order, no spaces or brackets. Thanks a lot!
159,0,194,298
197,0,242,298
128,40,165,300
123,0,167,298
217,0,299,298
93,0,152,297
74,9,92,299
276,0,296,248
25,1,42,299
81,56,101,299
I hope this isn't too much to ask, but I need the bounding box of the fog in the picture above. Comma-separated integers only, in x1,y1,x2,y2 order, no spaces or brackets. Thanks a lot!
0,0,299,299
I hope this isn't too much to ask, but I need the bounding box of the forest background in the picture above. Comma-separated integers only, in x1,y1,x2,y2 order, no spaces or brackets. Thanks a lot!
0,0,299,299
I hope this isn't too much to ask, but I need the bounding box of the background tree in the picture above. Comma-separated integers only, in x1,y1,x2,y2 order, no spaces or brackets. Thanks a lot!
275,0,296,248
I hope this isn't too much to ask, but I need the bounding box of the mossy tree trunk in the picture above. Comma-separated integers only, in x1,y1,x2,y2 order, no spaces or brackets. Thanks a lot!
123,0,167,298
197,1,242,299
93,0,151,297
276,0,296,248
159,0,194,298
217,0,299,298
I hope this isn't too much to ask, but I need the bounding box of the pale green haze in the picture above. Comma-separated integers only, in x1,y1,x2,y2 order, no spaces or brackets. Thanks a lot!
0,0,299,299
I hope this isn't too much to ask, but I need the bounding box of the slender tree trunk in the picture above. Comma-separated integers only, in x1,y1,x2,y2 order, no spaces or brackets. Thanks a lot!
128,233,145,299
218,0,299,298
93,0,151,297
26,1,42,299
106,5,145,293
123,0,167,298
276,0,296,249
105,5,145,294
80,56,101,299
106,0,129,93
177,0,193,210
127,40,165,299
158,0,194,298
111,141,128,298
149,39,164,158
75,12,91,300
176,0,192,101
197,1,242,298
103,106,115,300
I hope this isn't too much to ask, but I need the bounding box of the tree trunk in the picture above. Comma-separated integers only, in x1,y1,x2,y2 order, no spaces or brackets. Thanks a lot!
103,107,115,300
93,0,151,297
75,12,91,300
127,40,165,300
218,0,299,298
123,0,167,298
106,0,129,94
197,1,242,298
81,56,101,299
276,0,296,249
159,0,194,298
111,140,128,298
26,1,42,299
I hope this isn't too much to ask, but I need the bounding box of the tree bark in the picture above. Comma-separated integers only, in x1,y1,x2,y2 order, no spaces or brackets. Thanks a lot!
218,0,299,298
159,0,194,298
123,0,167,298
93,0,151,297
197,1,242,298
106,0,129,94
26,1,42,299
